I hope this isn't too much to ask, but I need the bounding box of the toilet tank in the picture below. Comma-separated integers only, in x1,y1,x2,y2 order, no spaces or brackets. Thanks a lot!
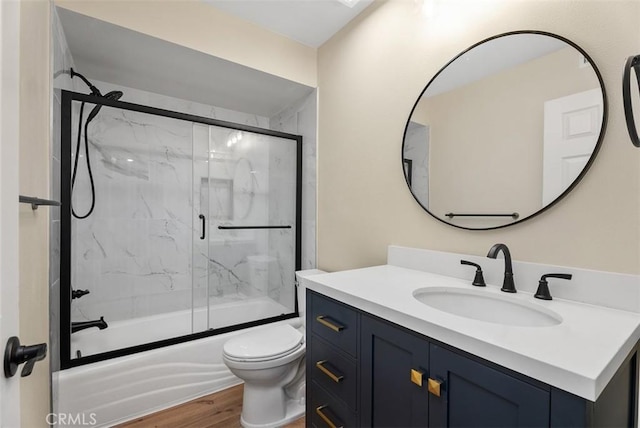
295,269,326,327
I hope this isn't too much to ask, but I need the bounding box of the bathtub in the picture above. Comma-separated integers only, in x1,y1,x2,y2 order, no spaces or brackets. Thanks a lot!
54,297,300,427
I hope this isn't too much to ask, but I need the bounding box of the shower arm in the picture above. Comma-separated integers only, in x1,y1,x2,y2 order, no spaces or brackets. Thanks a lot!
69,68,101,96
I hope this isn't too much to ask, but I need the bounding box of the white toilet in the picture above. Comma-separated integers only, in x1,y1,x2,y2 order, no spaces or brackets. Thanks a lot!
222,269,325,428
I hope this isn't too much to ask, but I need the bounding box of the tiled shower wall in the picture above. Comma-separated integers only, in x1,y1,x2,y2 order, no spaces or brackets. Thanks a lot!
270,89,318,271
69,80,314,324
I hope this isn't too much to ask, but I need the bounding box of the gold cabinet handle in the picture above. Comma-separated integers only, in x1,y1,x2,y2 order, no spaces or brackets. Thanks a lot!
411,368,425,387
316,360,344,383
316,405,344,428
316,315,345,332
428,378,443,397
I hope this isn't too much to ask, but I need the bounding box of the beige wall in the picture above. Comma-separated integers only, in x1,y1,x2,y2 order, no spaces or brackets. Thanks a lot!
418,47,599,227
55,0,317,87
19,0,51,426
318,0,640,274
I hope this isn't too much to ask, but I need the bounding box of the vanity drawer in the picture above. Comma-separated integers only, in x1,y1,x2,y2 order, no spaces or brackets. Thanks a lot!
310,381,358,428
309,334,357,409
309,291,358,357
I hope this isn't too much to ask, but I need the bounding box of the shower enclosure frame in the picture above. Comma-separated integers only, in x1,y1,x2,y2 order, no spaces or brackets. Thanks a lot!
59,90,303,370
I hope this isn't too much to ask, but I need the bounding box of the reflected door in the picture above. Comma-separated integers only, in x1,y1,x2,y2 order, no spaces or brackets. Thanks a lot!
543,88,603,205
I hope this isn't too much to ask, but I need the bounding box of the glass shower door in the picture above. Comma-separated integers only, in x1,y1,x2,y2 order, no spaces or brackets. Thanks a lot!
62,90,302,368
206,125,299,329
192,123,210,333
67,98,195,360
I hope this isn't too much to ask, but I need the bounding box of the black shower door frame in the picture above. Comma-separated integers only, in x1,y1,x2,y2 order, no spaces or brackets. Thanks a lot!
60,90,303,369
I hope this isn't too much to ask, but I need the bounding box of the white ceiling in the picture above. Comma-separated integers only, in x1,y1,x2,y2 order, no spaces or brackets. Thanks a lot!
57,7,316,118
202,0,374,48
58,1,373,117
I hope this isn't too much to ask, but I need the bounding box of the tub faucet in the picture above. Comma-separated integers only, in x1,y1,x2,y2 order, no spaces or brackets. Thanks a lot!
487,243,516,293
71,316,108,333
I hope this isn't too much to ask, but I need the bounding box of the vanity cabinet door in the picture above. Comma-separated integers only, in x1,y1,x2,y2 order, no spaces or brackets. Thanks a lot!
360,315,430,427
428,344,550,427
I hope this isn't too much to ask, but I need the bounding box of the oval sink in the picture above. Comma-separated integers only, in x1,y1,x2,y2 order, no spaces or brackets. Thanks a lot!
413,287,562,327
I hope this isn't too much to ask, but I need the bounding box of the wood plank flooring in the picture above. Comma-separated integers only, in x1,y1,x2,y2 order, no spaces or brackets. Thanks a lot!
117,384,305,428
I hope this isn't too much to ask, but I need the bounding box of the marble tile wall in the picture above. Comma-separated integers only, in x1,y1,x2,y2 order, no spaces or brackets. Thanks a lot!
269,90,318,270
69,79,311,330
70,102,195,326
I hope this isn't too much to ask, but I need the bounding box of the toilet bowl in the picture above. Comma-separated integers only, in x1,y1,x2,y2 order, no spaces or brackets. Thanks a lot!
222,269,325,428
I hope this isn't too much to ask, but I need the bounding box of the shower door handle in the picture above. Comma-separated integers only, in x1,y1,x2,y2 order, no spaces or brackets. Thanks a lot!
199,214,206,240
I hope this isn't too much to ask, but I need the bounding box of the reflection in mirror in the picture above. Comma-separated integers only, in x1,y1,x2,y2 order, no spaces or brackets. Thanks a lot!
402,31,606,230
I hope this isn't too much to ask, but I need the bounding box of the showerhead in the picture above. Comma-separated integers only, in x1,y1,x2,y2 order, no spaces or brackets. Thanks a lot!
86,91,124,123
70,68,125,123
71,68,125,220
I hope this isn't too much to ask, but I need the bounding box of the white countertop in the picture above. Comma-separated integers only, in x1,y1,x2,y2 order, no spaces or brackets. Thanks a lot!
304,264,640,401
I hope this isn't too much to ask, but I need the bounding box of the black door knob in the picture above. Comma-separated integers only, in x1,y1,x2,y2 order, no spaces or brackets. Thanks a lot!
4,336,47,378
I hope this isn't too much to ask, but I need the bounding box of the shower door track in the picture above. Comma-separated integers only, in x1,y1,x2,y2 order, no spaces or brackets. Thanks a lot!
59,90,303,369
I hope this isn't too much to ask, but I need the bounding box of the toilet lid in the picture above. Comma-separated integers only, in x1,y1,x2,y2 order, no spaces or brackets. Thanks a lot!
223,324,304,362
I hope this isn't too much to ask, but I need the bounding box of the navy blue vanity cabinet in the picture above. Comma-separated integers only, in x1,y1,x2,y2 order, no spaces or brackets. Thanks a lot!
428,344,549,427
306,290,639,427
360,314,430,427
307,291,360,427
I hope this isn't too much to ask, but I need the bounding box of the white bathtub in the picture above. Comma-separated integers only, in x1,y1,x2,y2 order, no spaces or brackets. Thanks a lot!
54,298,300,427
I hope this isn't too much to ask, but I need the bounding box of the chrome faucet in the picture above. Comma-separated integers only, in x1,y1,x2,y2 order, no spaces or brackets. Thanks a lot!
487,243,516,293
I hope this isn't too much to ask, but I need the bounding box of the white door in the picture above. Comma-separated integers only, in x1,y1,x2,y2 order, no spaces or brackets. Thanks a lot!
0,0,23,426
542,88,603,205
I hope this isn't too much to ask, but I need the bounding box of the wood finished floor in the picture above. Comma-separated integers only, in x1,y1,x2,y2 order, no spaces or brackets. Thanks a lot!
117,384,305,428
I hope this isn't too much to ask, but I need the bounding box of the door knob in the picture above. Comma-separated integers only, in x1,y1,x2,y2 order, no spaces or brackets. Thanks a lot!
4,336,47,378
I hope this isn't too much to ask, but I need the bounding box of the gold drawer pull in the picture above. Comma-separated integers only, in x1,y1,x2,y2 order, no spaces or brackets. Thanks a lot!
316,405,344,428
410,368,425,387
316,315,345,332
316,360,344,383
428,378,443,397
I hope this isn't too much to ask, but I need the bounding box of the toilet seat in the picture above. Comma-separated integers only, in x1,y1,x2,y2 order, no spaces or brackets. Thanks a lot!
223,324,304,362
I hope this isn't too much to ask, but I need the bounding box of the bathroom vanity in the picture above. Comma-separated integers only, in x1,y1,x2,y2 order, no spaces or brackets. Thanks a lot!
304,248,640,427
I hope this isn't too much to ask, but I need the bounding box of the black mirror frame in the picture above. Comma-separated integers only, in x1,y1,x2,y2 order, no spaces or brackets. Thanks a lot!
401,30,608,231
623,55,640,147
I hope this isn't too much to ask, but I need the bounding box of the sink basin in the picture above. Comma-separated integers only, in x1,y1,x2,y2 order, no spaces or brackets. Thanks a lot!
413,287,562,327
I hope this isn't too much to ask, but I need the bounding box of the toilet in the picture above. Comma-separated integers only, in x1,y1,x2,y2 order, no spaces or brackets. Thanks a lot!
222,269,325,428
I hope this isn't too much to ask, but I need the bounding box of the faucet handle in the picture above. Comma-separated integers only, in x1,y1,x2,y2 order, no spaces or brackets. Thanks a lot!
460,260,486,287
534,273,572,300
72,289,90,299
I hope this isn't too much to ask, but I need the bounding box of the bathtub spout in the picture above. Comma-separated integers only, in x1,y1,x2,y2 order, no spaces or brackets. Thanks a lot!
72,316,108,333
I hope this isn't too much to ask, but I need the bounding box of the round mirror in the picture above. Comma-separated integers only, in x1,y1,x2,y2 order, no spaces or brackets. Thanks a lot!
402,31,607,230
